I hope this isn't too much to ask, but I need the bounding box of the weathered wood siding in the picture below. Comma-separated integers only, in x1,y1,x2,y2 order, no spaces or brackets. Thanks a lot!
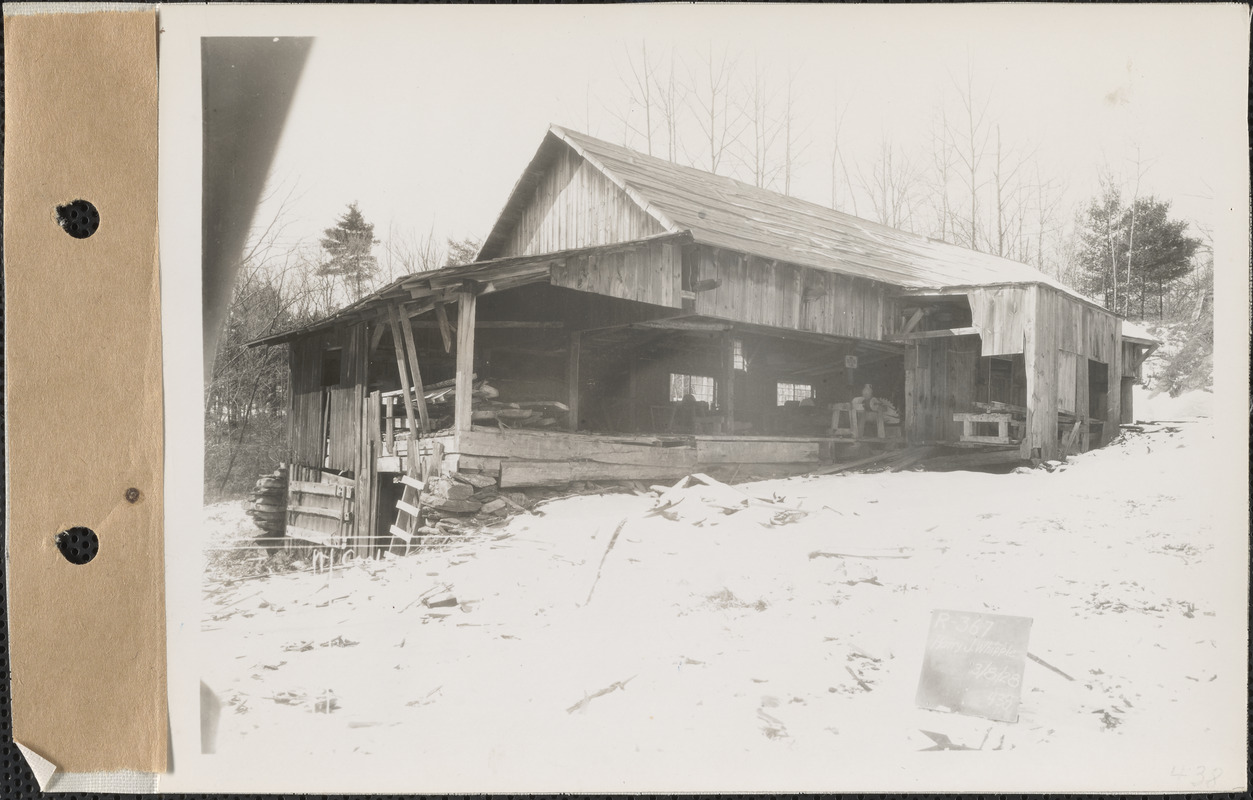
1023,286,1122,459
905,285,1122,455
549,239,682,308
287,322,368,473
968,286,1032,356
691,246,888,339
497,145,666,258
904,335,981,444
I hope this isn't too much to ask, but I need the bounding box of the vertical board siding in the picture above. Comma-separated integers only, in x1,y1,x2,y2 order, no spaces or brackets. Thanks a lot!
1057,351,1079,415
549,240,682,308
692,246,888,339
968,286,1031,356
287,323,367,473
903,336,979,444
500,146,666,258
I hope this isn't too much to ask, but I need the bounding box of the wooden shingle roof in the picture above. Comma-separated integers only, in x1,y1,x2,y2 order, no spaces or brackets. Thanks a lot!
482,125,1091,303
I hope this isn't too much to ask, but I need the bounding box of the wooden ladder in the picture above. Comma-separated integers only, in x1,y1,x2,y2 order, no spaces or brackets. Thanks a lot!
389,472,425,551
388,440,443,552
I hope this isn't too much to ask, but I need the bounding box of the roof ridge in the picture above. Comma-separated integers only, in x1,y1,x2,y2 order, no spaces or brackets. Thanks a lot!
556,124,1057,277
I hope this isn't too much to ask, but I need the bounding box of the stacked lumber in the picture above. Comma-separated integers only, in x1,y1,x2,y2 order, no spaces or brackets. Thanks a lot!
391,378,568,433
471,399,569,430
246,467,287,539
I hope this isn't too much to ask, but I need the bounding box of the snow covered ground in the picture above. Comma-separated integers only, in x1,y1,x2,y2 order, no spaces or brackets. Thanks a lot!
196,411,1244,793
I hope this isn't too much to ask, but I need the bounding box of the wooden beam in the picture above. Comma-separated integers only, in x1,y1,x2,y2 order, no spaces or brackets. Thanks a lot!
888,326,980,342
918,449,1025,470
567,331,581,432
500,460,693,488
409,320,563,330
901,308,924,335
433,302,453,352
1131,343,1158,371
633,319,732,332
722,330,735,431
385,304,420,457
369,319,387,352
454,291,478,434
397,304,432,433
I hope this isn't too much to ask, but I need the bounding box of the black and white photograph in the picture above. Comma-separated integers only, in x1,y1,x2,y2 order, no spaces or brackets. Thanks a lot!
157,4,1248,792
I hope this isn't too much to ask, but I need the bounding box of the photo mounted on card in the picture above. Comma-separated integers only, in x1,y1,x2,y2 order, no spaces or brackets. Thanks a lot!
149,3,1248,793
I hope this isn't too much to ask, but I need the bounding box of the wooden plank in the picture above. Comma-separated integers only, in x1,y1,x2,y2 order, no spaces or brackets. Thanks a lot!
396,499,422,518
500,460,693,488
455,290,478,433
288,503,347,520
458,454,502,475
695,440,820,464
920,449,1025,470
377,455,402,473
431,301,453,352
398,305,432,433
901,307,924,335
459,429,676,460
1062,419,1083,455
286,524,340,547
399,474,425,491
412,320,562,329
722,330,735,430
953,413,1013,423
386,303,421,448
388,524,415,543
888,326,980,342
961,434,1012,445
807,449,900,475
567,331,581,432
289,480,352,498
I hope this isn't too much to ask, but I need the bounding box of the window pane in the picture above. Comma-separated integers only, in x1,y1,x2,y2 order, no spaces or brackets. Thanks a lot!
776,381,814,406
671,373,716,404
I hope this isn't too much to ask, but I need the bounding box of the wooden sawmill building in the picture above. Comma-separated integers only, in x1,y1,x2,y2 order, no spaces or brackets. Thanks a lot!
249,125,1157,552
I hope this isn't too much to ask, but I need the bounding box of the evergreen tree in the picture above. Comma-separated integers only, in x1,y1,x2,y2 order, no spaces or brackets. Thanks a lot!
317,203,379,301
444,236,482,267
1073,189,1200,319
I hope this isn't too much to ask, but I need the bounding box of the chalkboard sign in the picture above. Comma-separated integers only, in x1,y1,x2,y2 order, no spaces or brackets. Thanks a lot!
915,609,1033,723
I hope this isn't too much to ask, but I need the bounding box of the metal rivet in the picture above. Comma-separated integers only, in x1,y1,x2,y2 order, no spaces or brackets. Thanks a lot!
125,487,141,503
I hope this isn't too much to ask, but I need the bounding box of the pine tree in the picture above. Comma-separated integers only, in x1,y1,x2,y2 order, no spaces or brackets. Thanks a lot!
443,236,482,267
317,203,379,302
1073,188,1200,319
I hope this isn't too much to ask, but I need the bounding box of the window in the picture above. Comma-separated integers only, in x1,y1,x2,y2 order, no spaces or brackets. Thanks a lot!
670,373,716,405
320,348,343,388
732,338,746,371
776,381,814,406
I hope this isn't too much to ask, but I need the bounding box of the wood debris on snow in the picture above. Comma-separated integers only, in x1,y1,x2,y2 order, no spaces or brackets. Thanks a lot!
566,676,635,714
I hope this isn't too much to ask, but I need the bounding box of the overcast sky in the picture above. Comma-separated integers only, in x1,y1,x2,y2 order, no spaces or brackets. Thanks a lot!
188,4,1245,263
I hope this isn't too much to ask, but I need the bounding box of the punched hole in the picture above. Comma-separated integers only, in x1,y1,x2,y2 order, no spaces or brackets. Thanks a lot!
54,200,100,239
56,527,99,565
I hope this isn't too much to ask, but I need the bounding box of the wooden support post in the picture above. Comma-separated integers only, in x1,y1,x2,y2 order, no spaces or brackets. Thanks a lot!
385,304,420,475
384,396,395,454
567,331,581,432
722,330,735,433
397,304,431,432
434,302,453,353
455,290,478,435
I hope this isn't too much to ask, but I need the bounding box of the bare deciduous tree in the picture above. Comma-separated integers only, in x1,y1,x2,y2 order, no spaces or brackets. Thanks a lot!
856,134,922,231
683,44,742,174
947,61,993,250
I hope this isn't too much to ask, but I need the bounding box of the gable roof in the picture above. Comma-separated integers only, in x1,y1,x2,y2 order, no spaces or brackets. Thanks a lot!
482,125,1094,304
